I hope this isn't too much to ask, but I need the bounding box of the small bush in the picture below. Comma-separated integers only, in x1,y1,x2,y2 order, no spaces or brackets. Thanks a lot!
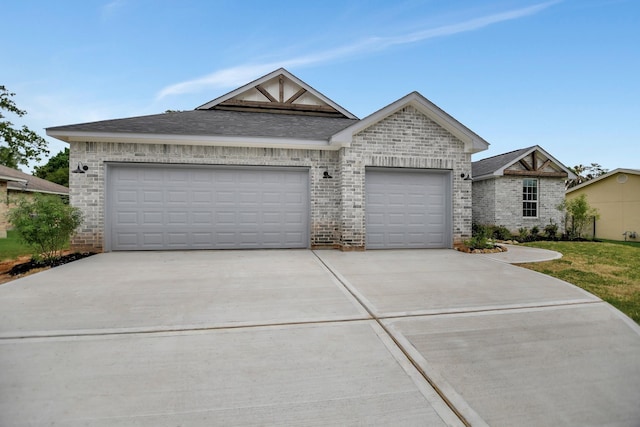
557,195,599,240
467,223,496,249
526,226,541,241
8,194,83,263
544,220,559,240
490,225,512,241
517,227,530,243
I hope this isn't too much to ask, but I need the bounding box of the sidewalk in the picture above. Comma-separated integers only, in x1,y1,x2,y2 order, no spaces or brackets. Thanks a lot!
478,243,562,264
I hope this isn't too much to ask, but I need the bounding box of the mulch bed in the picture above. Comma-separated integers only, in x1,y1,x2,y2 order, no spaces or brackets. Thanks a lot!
456,245,508,254
0,252,96,284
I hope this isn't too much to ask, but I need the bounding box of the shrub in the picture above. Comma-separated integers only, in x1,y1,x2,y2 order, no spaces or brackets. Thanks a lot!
557,194,600,240
8,194,83,262
517,227,530,243
490,225,512,241
544,220,559,240
466,223,495,249
530,226,540,241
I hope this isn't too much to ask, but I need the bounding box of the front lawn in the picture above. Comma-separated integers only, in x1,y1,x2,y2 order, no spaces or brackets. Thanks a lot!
520,240,640,324
0,230,34,261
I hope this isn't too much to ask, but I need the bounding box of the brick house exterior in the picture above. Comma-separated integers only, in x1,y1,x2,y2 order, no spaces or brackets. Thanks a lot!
0,165,69,239
48,69,488,252
471,146,575,233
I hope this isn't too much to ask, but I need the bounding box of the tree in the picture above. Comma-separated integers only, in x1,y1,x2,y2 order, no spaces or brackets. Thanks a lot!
566,163,608,189
34,148,69,186
0,85,49,167
557,194,600,240
7,194,83,262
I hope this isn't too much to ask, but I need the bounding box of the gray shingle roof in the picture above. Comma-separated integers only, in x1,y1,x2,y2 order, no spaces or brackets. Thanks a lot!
0,165,69,195
47,110,358,141
472,146,536,178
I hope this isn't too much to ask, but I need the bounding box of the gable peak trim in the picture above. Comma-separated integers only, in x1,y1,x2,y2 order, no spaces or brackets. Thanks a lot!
195,68,357,119
330,91,489,153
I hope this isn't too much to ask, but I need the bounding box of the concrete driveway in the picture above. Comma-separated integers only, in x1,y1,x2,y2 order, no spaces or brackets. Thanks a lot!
1,249,639,426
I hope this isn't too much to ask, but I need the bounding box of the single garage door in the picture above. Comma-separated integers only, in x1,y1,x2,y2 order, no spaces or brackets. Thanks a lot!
107,164,309,250
365,168,451,249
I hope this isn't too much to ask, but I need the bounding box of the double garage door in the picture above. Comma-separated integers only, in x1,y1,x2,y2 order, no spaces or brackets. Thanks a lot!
106,164,452,251
107,165,309,250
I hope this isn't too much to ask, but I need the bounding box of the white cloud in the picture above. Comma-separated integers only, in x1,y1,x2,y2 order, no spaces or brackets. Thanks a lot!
101,0,127,20
157,1,559,99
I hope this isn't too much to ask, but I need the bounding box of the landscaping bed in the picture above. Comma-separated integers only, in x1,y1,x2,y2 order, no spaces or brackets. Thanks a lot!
0,252,96,284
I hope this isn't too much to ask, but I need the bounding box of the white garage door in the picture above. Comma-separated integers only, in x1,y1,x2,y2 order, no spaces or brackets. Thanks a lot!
366,168,451,249
107,164,309,250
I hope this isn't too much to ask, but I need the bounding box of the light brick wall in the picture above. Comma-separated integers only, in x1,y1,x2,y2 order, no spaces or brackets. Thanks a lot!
492,176,565,232
340,106,472,249
0,181,8,238
472,178,496,225
69,106,474,251
69,141,341,251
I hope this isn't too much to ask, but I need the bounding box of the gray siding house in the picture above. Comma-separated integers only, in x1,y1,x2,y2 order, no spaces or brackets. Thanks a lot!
47,68,488,252
471,145,576,233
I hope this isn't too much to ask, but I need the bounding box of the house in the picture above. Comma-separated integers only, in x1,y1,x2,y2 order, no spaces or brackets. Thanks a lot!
0,164,70,238
471,145,576,233
46,68,489,252
566,168,640,241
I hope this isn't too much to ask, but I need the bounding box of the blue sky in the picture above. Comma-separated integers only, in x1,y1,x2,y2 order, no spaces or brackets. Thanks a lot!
4,0,639,172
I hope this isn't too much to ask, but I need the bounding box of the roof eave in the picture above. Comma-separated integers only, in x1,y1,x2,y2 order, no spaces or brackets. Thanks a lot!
0,175,28,183
7,186,68,196
46,130,343,151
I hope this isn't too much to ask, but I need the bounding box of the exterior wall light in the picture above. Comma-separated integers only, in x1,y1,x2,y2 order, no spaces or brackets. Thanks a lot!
72,162,89,174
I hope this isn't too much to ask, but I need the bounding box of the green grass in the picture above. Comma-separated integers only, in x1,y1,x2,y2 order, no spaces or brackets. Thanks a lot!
520,240,640,324
0,230,35,261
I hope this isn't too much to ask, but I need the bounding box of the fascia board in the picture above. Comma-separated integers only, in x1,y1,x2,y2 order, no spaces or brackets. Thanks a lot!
469,174,496,182
7,186,68,195
46,130,342,151
0,175,28,183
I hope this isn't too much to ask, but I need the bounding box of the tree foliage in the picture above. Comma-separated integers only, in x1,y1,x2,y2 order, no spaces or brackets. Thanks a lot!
557,194,600,240
0,85,49,167
34,148,69,186
7,194,83,262
566,163,608,189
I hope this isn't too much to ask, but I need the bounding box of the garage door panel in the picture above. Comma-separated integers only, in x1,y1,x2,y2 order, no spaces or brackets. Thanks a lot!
116,211,138,225
366,169,451,249
116,190,138,203
108,165,308,250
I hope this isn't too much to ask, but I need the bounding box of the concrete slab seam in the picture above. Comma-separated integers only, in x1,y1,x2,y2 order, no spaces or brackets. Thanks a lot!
382,321,491,427
367,321,465,427
371,299,605,320
311,250,473,427
0,316,372,341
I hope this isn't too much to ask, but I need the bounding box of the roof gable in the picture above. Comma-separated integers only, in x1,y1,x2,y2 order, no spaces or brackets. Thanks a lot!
566,168,640,193
329,92,489,154
472,145,576,180
196,68,357,119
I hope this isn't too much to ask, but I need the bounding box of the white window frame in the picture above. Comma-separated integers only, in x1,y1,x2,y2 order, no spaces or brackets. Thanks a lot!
522,178,538,218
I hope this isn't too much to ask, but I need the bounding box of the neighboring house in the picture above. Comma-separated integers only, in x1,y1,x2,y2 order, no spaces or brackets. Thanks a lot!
566,168,640,241
471,145,576,233
46,68,489,252
0,164,70,238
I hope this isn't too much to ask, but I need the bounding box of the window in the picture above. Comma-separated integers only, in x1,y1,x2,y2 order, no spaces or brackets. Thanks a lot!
522,178,538,217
